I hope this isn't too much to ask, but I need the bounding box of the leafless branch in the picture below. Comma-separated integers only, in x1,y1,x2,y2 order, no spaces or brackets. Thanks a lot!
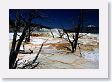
65,32,72,43
20,39,48,69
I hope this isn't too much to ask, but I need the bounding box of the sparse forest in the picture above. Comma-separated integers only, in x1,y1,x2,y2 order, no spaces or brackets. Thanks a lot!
9,9,99,69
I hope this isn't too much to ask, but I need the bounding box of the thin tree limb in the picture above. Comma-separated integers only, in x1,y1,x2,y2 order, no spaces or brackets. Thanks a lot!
21,39,48,69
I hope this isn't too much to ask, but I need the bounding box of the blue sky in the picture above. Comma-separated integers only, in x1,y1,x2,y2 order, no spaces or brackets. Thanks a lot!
9,9,99,30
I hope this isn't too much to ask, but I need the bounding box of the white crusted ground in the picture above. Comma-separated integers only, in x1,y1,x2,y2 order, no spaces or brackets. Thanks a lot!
9,33,99,69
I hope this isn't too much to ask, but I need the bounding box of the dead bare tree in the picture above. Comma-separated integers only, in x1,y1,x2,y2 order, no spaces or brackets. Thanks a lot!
9,9,44,69
50,29,54,38
57,29,64,38
63,10,84,55
19,40,48,69
26,10,49,42
25,10,44,42
9,10,22,69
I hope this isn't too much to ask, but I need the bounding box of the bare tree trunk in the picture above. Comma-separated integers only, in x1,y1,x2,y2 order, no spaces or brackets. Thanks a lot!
27,26,31,42
9,10,44,69
64,32,75,52
9,11,20,69
63,10,83,53
9,28,17,68
58,29,64,38
74,25,80,51
50,29,54,38
71,42,75,53
9,24,29,69
21,40,47,69
32,40,47,63
74,9,83,52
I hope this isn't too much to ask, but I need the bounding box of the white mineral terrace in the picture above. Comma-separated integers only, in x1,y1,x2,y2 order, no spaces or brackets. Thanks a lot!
9,32,99,69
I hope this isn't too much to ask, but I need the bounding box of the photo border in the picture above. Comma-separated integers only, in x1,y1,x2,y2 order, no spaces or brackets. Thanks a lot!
0,0,108,78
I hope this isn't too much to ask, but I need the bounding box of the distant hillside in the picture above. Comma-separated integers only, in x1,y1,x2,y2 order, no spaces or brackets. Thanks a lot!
67,27,99,33
9,22,99,33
